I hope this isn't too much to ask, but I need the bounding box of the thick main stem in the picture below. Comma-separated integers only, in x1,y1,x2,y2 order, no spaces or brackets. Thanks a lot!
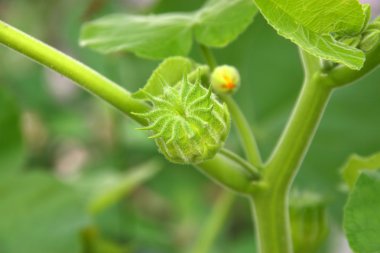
250,74,334,253
251,189,290,253
265,75,333,193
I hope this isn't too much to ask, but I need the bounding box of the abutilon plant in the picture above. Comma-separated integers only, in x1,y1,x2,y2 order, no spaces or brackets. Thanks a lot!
1,0,380,253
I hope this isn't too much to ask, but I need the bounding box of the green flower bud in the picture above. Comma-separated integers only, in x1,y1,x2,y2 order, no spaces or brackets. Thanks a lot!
134,75,230,164
211,65,240,94
290,191,328,253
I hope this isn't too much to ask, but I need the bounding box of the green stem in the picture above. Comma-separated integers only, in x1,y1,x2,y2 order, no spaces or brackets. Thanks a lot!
221,94,263,168
189,191,235,253
199,45,263,168
251,188,291,253
250,73,333,253
264,74,333,191
220,148,260,180
200,44,217,71
0,20,254,194
298,49,321,81
196,153,253,194
0,20,149,124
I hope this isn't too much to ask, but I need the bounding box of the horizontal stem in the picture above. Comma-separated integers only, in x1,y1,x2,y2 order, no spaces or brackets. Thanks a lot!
0,20,149,124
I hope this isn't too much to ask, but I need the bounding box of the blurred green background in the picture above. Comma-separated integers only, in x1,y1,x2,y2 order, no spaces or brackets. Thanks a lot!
0,0,379,252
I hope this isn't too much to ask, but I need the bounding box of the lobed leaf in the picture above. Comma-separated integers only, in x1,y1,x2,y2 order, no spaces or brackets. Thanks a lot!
344,171,380,253
341,152,380,189
253,0,367,69
80,0,257,59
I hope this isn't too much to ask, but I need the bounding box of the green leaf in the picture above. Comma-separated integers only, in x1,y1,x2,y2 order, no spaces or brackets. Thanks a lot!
0,88,24,174
344,171,380,253
133,57,209,99
134,57,195,98
253,0,367,69
194,0,257,47
0,172,89,253
341,152,380,189
73,160,162,215
79,14,193,59
80,0,257,59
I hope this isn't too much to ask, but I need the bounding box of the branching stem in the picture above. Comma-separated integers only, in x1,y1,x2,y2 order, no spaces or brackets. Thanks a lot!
220,148,260,180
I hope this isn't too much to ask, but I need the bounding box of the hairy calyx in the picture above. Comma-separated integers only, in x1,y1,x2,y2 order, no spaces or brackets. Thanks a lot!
134,76,230,164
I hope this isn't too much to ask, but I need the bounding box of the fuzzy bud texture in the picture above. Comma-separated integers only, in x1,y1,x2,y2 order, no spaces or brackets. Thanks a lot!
211,65,240,94
135,77,230,164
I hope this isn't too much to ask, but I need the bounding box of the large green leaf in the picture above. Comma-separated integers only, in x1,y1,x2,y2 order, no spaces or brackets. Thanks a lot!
80,0,257,59
253,0,367,69
80,14,193,59
0,173,89,253
344,171,380,253
0,88,24,174
341,152,380,189
194,0,257,47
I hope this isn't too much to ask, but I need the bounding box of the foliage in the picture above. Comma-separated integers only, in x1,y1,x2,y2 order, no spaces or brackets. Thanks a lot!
80,0,257,59
1,0,380,253
344,171,380,253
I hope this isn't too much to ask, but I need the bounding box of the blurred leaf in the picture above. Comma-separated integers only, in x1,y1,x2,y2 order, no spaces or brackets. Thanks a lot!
253,0,366,69
289,191,328,253
74,160,162,215
0,172,89,253
189,191,234,253
0,88,24,174
341,152,380,189
194,0,257,47
82,227,129,253
80,13,194,59
344,171,380,253
80,0,257,59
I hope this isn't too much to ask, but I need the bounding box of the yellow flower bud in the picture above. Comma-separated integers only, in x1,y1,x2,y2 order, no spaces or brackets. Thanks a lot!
211,65,240,94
